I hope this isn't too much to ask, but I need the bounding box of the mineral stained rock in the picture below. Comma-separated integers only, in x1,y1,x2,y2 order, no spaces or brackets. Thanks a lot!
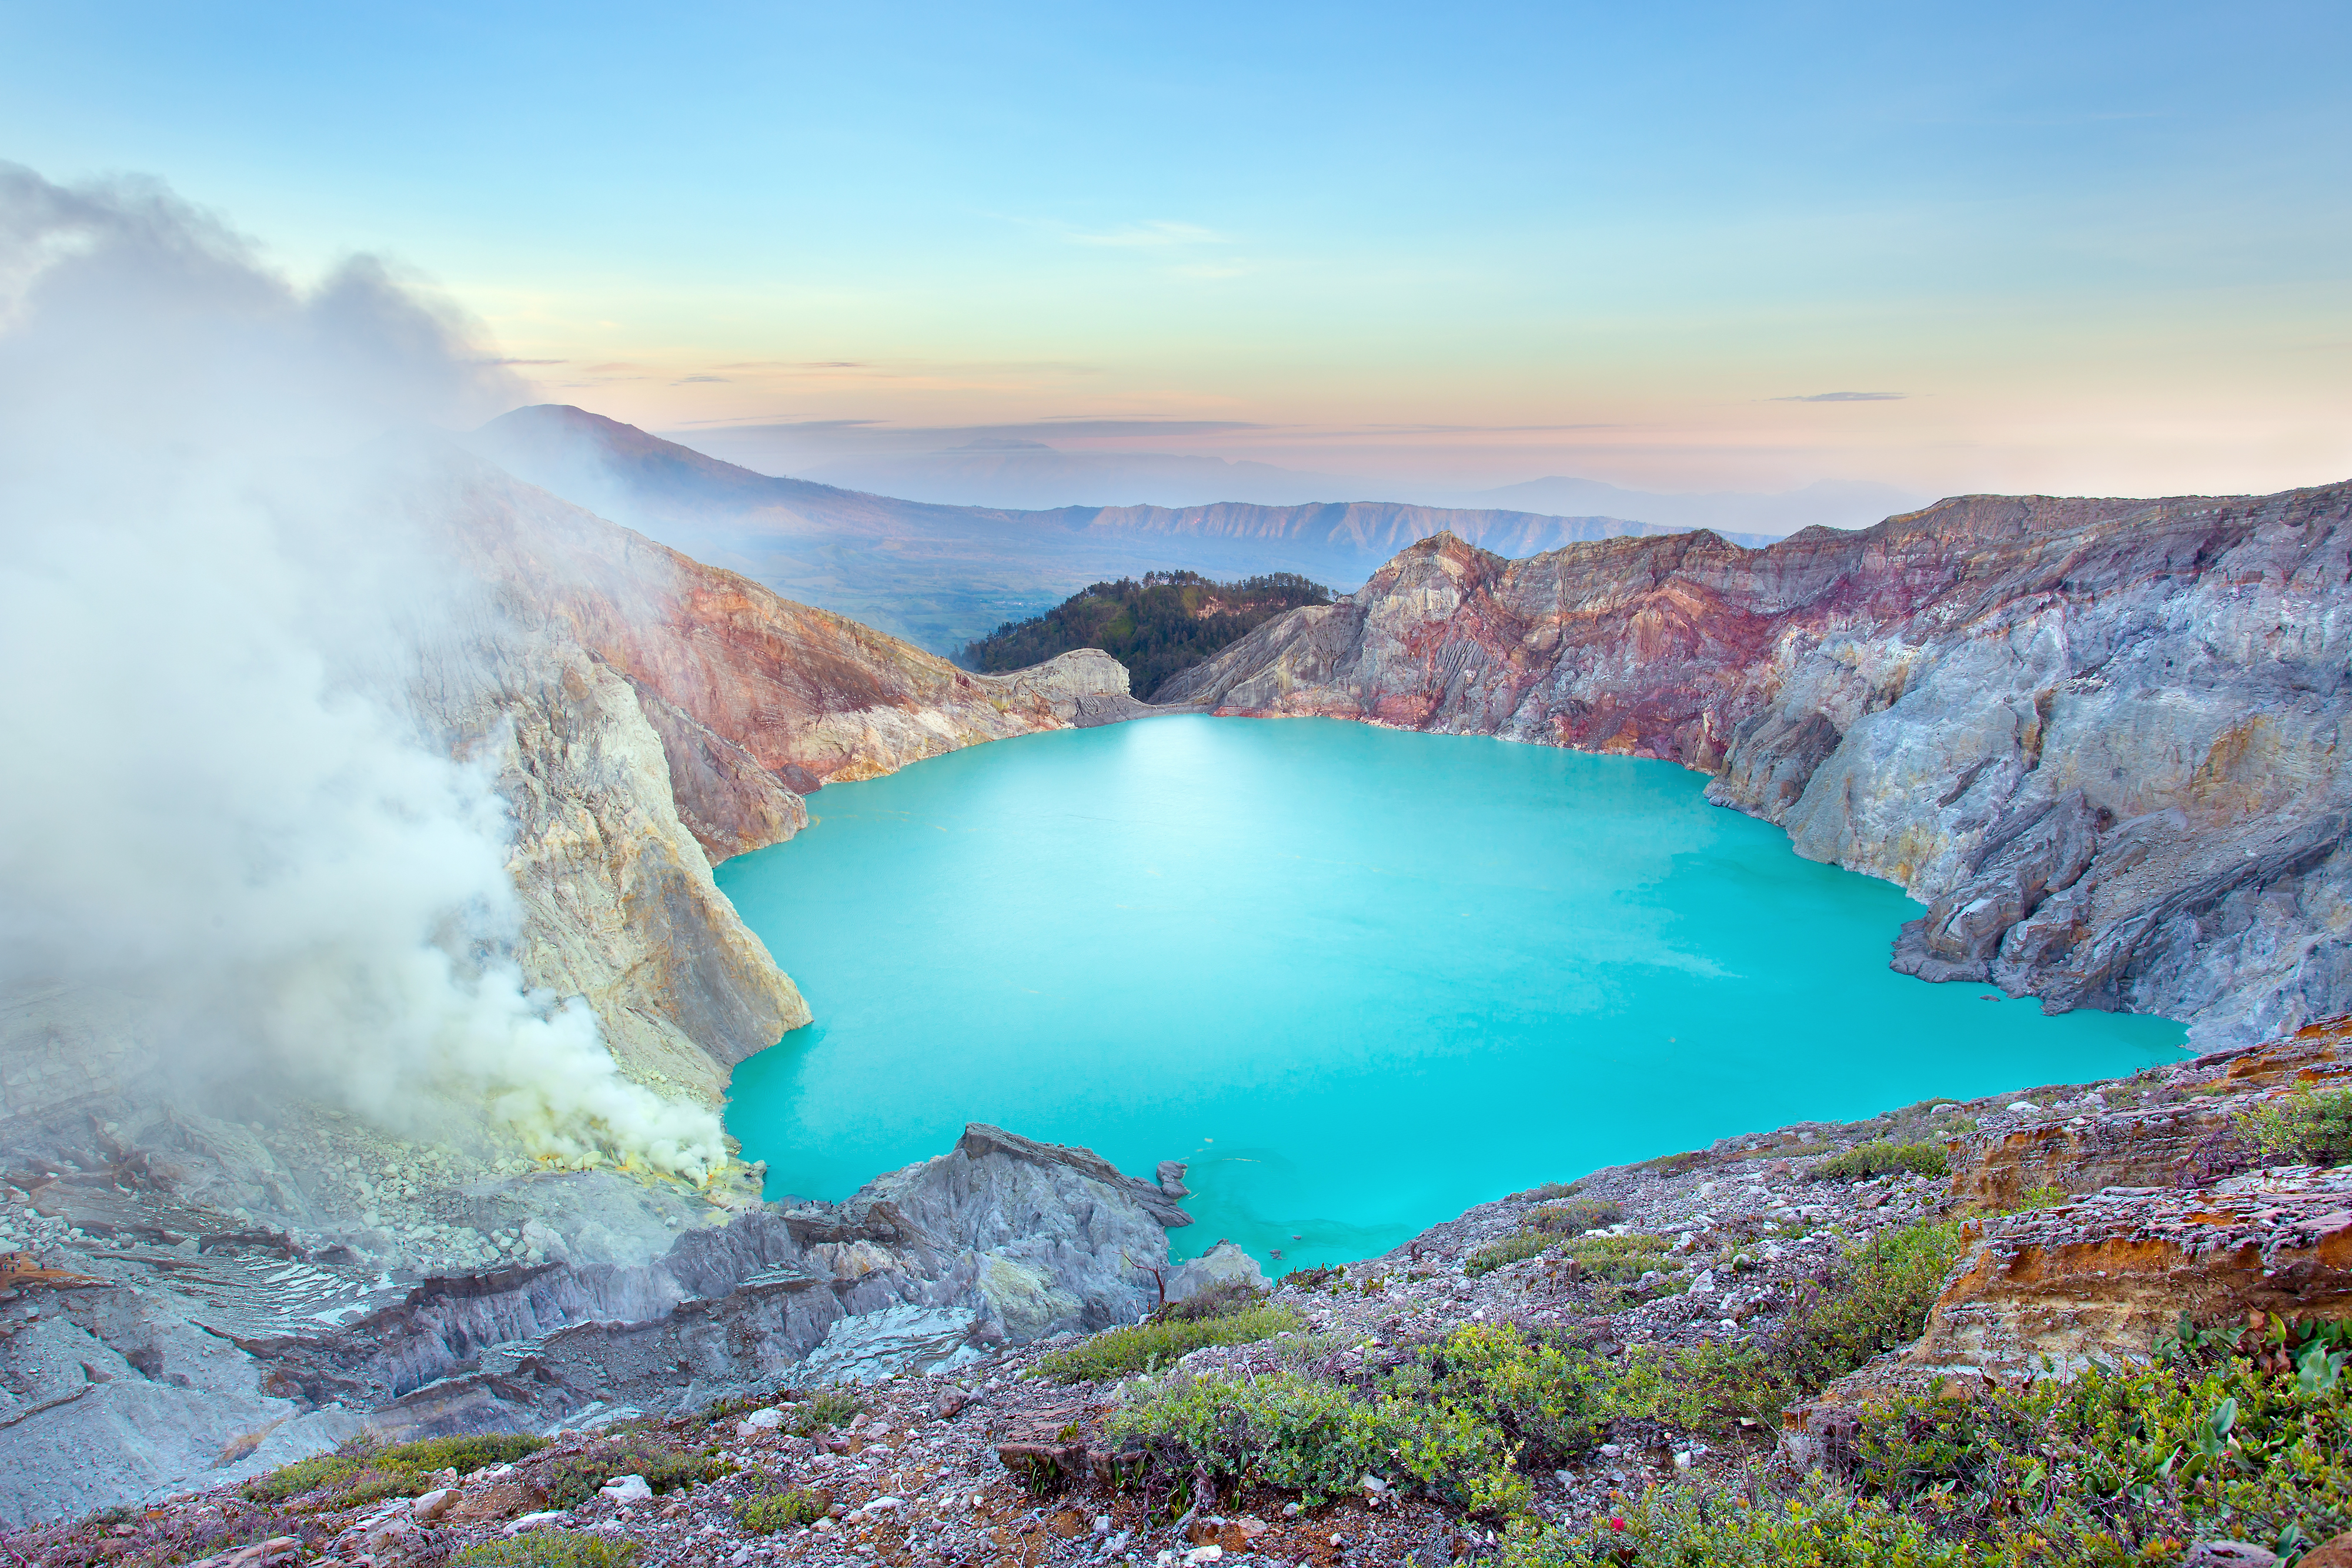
1160,482,2352,1045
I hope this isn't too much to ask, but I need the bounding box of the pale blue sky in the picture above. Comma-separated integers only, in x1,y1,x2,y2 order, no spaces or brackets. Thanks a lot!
4,1,2346,496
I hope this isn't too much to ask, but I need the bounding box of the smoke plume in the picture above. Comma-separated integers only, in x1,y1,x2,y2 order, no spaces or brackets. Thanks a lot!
0,165,726,1179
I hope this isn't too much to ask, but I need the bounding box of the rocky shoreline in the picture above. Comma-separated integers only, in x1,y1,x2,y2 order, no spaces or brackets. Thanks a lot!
1159,482,2352,1049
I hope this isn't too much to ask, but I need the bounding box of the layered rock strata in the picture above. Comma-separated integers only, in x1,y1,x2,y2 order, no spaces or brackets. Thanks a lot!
1159,482,2352,1044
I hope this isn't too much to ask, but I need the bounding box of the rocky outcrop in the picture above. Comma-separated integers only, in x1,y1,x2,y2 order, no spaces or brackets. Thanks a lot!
0,1121,1188,1524
1158,482,2352,1045
1943,1017,2352,1211
1910,1168,2352,1380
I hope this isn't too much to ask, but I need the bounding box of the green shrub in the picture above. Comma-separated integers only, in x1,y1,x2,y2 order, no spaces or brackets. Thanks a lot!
1852,1349,2352,1557
2240,1086,2352,1167
1506,1322,2352,1564
1808,1139,1951,1182
375,1433,547,1476
1034,1303,1302,1383
1465,1232,1552,1276
452,1532,639,1568
785,1387,864,1434
1110,1323,1601,1514
243,1454,363,1503
243,1433,547,1507
1575,1220,1967,1436
1281,1265,1343,1291
1526,1198,1624,1233
1771,1220,1963,1391
539,1439,727,1508
1107,1369,1411,1507
1498,1479,1993,1566
1558,1232,1673,1282
1115,1323,1742,1516
734,1487,828,1532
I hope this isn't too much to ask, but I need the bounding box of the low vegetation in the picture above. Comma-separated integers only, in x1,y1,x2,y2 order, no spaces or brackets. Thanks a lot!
733,1486,830,1533
1109,1220,1966,1519
452,1533,639,1568
2240,1085,2352,1167
539,1437,730,1508
1806,1138,1951,1182
963,570,1332,698
1528,1198,1625,1232
1034,1298,1303,1383
245,1434,549,1506
1505,1312,2352,1564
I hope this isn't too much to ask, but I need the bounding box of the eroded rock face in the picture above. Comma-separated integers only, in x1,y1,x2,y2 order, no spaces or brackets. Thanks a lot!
1945,1017,2352,1211
1912,1168,2352,1380
1159,484,2352,1044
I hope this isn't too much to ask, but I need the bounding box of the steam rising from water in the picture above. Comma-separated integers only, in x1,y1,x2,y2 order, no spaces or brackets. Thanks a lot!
0,165,724,1179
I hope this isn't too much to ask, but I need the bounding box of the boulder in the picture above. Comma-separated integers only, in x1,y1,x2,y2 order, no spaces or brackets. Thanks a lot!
1164,1242,1267,1305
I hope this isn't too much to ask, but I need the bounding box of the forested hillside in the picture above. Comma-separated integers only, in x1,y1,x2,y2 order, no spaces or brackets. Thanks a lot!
964,570,1332,699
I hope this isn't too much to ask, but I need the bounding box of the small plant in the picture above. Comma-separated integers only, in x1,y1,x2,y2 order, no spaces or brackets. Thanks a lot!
1806,1139,1950,1182
786,1386,864,1434
1465,1232,1552,1276
734,1486,828,1532
1035,1302,1303,1383
244,1433,547,1506
2004,1182,2068,1212
540,1438,726,1508
452,1532,639,1568
1516,1180,1582,1201
1526,1198,1624,1233
1282,1265,1343,1291
1557,1232,1673,1281
243,1454,364,1503
2239,1085,2352,1167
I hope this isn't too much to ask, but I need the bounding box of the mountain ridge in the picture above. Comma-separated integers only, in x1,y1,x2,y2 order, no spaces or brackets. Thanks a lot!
466,406,1775,654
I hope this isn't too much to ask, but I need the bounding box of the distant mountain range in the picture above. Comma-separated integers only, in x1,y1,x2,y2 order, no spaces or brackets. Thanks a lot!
683,423,1926,536
468,406,1790,656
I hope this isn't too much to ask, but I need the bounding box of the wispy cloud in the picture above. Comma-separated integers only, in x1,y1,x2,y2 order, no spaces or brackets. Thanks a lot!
1770,391,1906,402
485,356,566,366
1067,219,1226,248
671,374,728,385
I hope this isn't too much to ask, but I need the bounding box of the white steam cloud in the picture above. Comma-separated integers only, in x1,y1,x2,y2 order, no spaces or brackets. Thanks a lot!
0,165,726,1180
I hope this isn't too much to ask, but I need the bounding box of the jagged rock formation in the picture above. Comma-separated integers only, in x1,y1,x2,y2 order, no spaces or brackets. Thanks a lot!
1159,482,2352,1045
0,1121,1188,1524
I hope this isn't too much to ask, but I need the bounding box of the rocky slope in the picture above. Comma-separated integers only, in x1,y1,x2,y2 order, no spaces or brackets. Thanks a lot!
0,1121,1200,1526
27,1023,2350,1565
1160,481,2352,1047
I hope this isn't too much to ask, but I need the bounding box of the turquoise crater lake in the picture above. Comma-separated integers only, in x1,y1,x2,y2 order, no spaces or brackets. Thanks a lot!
716,716,2184,1274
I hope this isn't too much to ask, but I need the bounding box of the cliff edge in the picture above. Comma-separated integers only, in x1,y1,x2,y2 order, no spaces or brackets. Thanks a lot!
1160,482,2352,1047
